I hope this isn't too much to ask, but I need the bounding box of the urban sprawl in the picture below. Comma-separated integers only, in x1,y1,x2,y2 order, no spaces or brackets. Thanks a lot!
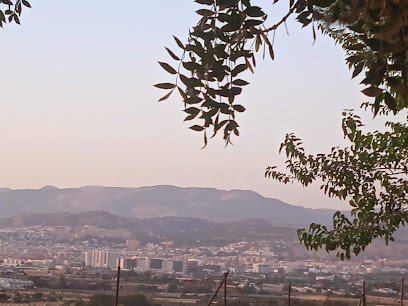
0,225,407,305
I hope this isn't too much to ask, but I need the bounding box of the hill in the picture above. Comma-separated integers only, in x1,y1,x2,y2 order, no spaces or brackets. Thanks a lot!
1,211,407,260
0,185,338,225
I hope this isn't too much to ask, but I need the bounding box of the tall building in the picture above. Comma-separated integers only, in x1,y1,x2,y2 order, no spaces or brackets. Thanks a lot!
162,260,174,271
150,258,163,270
118,258,126,269
137,257,150,270
87,251,120,269
84,251,93,267
92,251,105,268
119,258,138,270
125,259,137,270
173,261,185,273
106,252,119,269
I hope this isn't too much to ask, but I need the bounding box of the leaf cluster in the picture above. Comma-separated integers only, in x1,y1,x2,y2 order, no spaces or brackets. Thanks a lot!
155,0,274,145
266,110,408,259
0,0,30,27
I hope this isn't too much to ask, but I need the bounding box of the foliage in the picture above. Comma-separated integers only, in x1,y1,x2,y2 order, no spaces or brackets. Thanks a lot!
0,0,31,27
167,282,178,292
29,276,53,288
0,292,10,303
31,292,43,301
266,110,408,259
85,293,115,306
119,293,159,306
157,0,408,259
229,300,251,306
12,291,23,303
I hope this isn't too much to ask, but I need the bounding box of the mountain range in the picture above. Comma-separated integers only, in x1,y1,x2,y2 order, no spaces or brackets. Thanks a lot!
0,185,341,225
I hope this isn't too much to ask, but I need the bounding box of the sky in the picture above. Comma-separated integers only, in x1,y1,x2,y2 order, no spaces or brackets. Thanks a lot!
0,0,391,210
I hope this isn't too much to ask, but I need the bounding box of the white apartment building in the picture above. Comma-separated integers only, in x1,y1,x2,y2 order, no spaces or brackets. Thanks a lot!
84,251,120,269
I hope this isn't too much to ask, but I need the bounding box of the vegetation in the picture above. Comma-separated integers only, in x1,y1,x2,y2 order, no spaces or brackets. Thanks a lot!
156,0,408,259
0,292,10,303
120,293,161,306
84,293,160,306
85,293,115,306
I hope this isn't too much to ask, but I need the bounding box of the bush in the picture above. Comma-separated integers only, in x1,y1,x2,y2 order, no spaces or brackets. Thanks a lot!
167,283,178,293
229,300,251,306
13,292,23,303
32,292,43,301
86,293,115,306
120,294,152,306
0,292,10,303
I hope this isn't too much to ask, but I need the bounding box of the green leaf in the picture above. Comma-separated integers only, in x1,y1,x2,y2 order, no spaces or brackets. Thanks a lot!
184,107,200,115
13,14,20,25
332,3,340,22
244,6,265,17
313,0,336,8
177,86,188,100
165,47,180,61
185,96,203,104
232,79,249,86
180,75,203,88
352,62,364,79
158,90,173,102
231,64,247,77
384,92,397,112
190,125,205,131
154,83,176,89
233,105,246,112
195,0,214,4
158,62,177,75
184,108,201,121
22,0,31,8
361,86,382,97
347,43,365,51
268,44,275,60
173,36,185,50
196,9,214,16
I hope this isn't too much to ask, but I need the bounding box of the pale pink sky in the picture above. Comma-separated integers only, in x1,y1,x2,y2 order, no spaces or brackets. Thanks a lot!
0,0,388,210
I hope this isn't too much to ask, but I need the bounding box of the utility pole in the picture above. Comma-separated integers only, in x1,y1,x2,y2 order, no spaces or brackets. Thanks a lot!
402,277,405,306
288,284,291,306
362,281,366,306
224,272,227,306
115,266,121,306
208,271,229,306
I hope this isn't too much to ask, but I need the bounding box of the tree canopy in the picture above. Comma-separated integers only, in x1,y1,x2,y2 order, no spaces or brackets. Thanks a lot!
156,0,408,259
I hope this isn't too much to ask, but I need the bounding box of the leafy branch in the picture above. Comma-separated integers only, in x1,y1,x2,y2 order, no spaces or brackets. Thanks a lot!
0,0,31,27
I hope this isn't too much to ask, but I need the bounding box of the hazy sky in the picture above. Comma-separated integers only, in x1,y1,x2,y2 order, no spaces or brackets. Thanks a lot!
0,0,390,209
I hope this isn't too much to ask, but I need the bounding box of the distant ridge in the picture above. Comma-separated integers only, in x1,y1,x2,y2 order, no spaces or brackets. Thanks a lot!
0,185,339,225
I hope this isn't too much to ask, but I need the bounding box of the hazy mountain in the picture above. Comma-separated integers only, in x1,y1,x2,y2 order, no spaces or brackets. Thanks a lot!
0,185,340,225
0,211,301,247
